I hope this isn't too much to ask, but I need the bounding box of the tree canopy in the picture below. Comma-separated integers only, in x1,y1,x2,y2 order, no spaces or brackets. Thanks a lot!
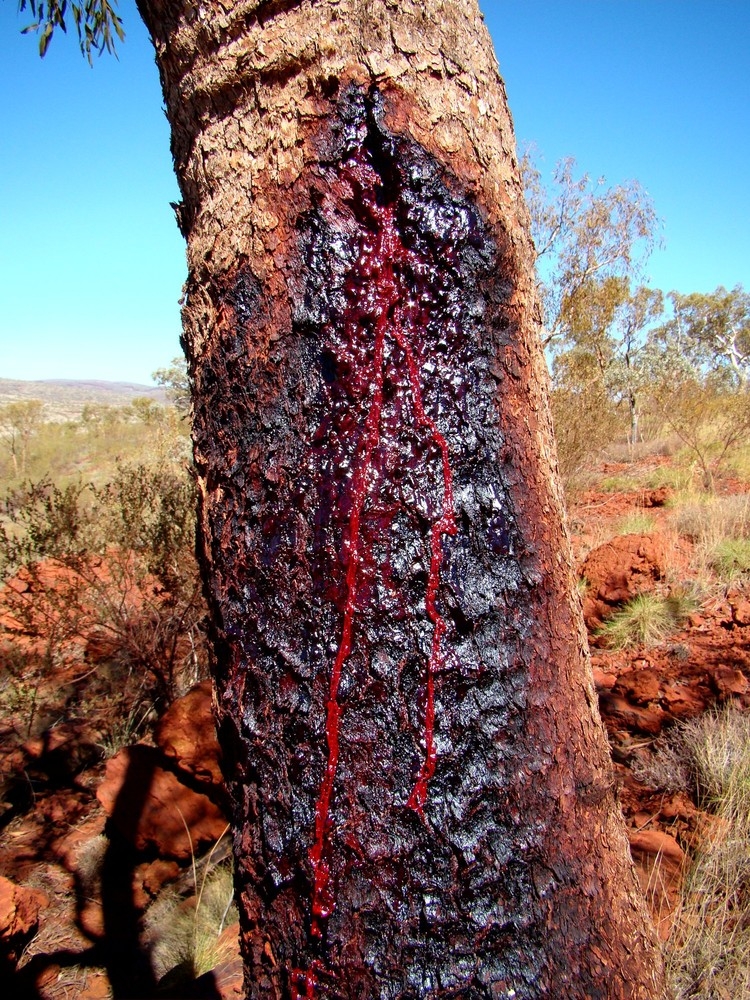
521,149,661,350
651,285,750,391
17,0,124,60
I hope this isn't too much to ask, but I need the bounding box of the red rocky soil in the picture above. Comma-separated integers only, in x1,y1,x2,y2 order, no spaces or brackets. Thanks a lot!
1,457,749,992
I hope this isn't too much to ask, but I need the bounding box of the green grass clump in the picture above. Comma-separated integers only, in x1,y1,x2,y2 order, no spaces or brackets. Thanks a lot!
710,538,750,583
666,708,750,999
672,494,750,584
599,474,644,493
596,592,694,650
615,512,657,536
644,464,696,493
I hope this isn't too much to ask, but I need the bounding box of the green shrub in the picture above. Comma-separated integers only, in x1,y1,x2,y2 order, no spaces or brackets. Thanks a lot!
596,591,694,650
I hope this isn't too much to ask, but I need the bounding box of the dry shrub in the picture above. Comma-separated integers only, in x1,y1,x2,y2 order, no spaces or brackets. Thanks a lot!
631,733,692,796
550,384,621,484
666,708,750,998
651,382,750,491
145,837,237,987
673,494,750,583
0,465,209,704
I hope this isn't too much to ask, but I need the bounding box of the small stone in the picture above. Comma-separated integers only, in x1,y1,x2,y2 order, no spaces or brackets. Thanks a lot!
591,667,616,691
615,668,661,705
598,693,668,735
629,828,684,866
729,596,750,627
710,666,749,698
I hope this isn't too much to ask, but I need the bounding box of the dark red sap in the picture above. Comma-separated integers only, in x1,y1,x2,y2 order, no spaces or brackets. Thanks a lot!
306,151,458,954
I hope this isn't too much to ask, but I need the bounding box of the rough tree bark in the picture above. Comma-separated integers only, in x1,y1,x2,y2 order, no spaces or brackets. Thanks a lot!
135,1,667,996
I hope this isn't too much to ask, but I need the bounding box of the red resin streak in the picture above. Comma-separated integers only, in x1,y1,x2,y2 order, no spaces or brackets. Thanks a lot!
291,960,324,1000
308,254,390,939
307,163,458,962
393,323,457,816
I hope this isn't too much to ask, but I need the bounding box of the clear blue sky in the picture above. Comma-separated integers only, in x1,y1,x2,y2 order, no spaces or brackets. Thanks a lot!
1,0,748,384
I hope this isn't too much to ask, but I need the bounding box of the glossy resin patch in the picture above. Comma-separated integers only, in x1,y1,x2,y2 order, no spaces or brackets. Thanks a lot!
305,151,459,947
286,90,502,989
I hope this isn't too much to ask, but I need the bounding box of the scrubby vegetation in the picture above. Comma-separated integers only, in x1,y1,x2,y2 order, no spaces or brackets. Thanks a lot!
1,156,748,995
663,709,750,998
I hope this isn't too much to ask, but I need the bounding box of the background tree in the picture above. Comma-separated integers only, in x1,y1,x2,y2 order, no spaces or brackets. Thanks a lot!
653,285,750,391
17,1,666,996
645,285,750,489
0,399,44,476
153,355,191,415
17,0,124,59
130,395,162,425
522,149,660,350
550,277,663,473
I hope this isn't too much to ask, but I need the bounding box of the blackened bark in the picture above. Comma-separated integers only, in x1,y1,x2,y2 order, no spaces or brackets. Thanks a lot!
136,1,667,997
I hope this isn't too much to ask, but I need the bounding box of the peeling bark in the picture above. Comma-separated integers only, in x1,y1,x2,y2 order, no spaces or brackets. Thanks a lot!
136,1,667,996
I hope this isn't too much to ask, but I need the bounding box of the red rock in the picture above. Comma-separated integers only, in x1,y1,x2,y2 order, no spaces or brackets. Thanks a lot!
140,858,181,898
591,666,617,691
629,829,685,942
639,487,672,508
132,857,182,909
710,666,749,698
51,812,107,871
598,693,668,735
96,746,228,859
659,792,701,823
615,668,661,705
0,875,49,958
580,533,669,630
660,683,707,719
76,971,112,999
629,828,685,867
155,680,224,790
84,625,121,663
79,900,106,938
34,963,61,989
729,595,750,627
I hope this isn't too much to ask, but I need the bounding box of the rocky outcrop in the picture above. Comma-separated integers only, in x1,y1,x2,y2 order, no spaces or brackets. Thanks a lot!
0,875,49,963
154,680,223,792
96,746,227,859
581,532,669,631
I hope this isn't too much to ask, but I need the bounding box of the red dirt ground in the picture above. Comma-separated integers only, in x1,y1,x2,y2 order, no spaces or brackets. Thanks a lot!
1,457,749,992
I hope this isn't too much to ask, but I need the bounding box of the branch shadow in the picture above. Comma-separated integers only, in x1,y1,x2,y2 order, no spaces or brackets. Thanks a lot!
6,746,159,999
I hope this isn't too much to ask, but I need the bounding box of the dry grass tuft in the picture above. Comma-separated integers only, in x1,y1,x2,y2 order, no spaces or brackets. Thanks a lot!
666,708,750,999
145,833,237,989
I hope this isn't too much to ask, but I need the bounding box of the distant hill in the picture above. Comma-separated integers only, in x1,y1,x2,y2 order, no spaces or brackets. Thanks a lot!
0,378,168,421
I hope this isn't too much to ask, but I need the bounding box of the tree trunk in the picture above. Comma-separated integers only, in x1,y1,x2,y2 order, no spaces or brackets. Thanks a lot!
136,1,666,996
